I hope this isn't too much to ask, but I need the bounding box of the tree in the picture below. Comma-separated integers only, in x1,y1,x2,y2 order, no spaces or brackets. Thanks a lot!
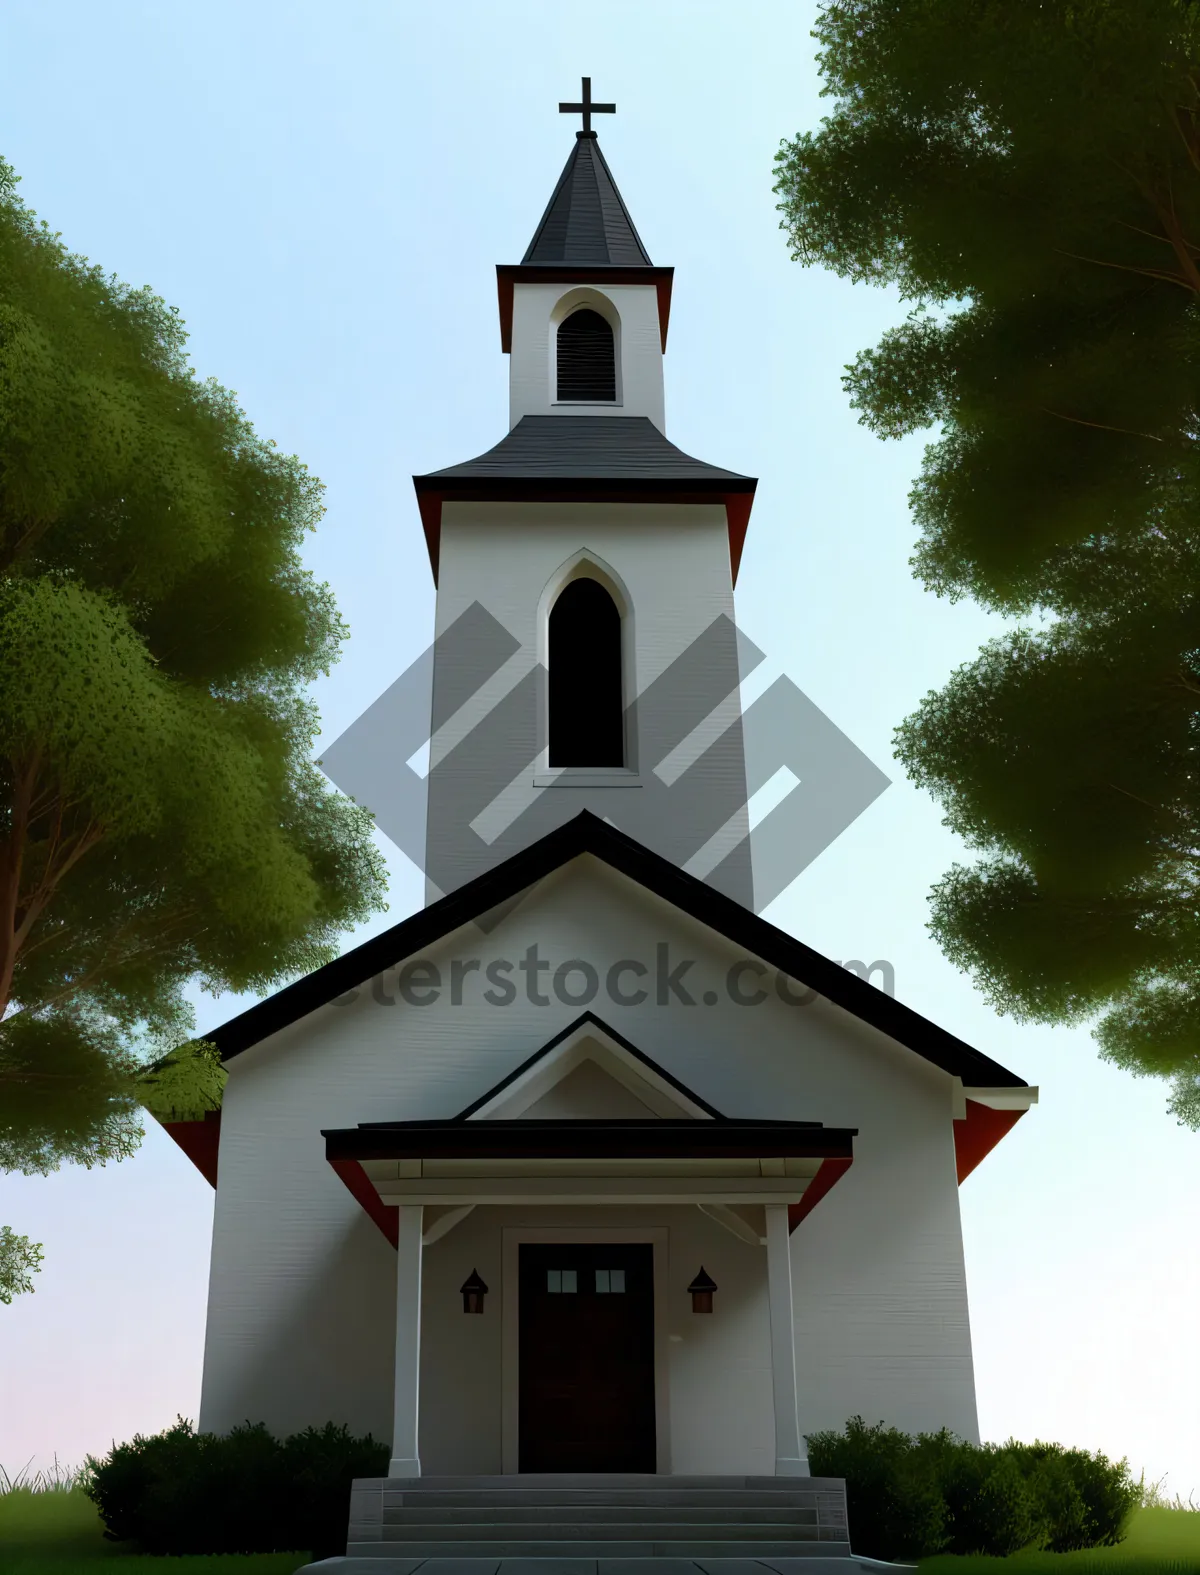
774,0,1200,1127
0,156,389,1292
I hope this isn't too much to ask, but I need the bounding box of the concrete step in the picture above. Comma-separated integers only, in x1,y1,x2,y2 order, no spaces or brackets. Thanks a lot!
384,1507,821,1527
347,1543,854,1560
312,1560,898,1575
380,1492,828,1510
372,1523,830,1542
363,1476,846,1492
342,1475,859,1571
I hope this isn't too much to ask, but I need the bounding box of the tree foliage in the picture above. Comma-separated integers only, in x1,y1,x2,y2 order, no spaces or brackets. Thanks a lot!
0,1224,43,1304
774,0,1200,1126
0,155,388,1271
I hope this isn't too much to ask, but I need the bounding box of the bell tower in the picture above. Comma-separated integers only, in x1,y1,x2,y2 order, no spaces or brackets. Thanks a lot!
506,94,666,432
412,82,759,909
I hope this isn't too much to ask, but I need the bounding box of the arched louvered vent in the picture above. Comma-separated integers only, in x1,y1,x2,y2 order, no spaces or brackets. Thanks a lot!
548,577,624,767
556,308,617,403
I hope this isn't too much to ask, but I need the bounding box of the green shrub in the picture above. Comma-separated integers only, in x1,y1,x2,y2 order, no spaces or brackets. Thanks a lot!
82,1416,388,1561
806,1416,1140,1560
805,1416,950,1561
908,1429,1045,1556
1006,1440,1143,1552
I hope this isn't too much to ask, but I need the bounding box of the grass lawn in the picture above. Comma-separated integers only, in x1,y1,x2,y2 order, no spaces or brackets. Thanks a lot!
0,1483,311,1573
917,1509,1200,1574
1,1479,1197,1574
0,1560,312,1575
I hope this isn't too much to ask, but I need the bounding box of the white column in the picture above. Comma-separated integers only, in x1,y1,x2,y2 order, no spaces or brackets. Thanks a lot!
389,1203,424,1477
765,1202,809,1476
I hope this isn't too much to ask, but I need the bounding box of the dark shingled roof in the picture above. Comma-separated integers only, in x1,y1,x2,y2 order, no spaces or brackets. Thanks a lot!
203,809,1030,1094
323,1118,857,1164
418,416,752,486
523,132,653,267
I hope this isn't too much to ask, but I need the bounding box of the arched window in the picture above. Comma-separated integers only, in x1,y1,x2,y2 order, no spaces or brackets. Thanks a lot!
556,308,616,402
548,578,624,767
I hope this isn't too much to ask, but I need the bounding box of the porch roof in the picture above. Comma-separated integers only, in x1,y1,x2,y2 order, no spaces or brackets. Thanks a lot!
323,1116,856,1163
325,1112,857,1245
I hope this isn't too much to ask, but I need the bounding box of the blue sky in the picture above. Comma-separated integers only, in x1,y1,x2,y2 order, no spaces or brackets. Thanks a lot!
2,0,1197,1500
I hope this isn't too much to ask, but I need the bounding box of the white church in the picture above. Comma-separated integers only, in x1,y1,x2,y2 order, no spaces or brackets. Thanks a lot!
162,84,1037,1566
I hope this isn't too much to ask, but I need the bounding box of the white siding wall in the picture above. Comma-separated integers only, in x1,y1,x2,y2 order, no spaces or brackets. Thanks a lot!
426,503,752,906
199,858,979,1459
509,282,665,430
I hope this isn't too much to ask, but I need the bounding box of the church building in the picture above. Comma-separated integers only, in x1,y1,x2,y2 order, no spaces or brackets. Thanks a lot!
161,84,1036,1550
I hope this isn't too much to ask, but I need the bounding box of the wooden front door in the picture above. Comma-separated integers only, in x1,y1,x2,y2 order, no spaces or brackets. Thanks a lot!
518,1242,656,1472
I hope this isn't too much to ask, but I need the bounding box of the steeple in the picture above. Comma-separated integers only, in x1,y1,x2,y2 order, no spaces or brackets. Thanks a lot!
410,85,759,909
522,133,653,267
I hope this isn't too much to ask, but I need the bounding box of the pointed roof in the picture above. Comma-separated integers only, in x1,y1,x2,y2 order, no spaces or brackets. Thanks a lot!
203,809,1030,1096
523,132,653,267
165,812,1034,1193
322,1009,857,1242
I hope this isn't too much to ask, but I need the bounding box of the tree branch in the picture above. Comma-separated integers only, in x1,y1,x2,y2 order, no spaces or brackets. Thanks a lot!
1154,200,1200,294
1108,782,1168,813
28,911,199,1018
1170,101,1200,177
1051,247,1197,293
12,817,107,955
1040,407,1165,442
0,517,54,578
0,753,39,1017
1111,216,1200,255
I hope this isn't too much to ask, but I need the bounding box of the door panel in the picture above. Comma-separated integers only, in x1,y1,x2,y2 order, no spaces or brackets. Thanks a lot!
518,1242,655,1472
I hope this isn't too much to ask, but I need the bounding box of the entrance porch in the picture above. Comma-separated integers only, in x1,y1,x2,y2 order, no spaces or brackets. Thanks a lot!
323,1112,856,1480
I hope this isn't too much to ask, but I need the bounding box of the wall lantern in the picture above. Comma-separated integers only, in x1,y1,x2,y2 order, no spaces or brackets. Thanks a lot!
687,1266,718,1314
460,1269,489,1315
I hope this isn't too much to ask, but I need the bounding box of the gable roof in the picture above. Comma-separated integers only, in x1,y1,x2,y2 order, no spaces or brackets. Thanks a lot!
204,810,1029,1093
451,1010,726,1122
412,416,757,585
328,1008,855,1157
522,132,653,266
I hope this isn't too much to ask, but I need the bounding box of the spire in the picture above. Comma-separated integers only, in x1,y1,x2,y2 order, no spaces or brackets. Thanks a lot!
522,132,653,267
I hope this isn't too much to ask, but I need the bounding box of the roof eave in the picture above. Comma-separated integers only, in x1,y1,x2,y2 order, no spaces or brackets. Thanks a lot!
321,1119,858,1163
412,475,756,587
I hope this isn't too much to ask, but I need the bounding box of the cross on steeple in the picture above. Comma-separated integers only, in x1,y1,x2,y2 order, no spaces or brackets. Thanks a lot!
558,76,615,135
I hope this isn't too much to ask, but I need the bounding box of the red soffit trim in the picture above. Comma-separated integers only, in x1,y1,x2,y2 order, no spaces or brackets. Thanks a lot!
497,273,515,352
955,1099,1026,1184
788,1154,852,1233
161,1109,221,1188
725,493,753,585
330,1158,399,1247
655,275,673,352
418,493,444,585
